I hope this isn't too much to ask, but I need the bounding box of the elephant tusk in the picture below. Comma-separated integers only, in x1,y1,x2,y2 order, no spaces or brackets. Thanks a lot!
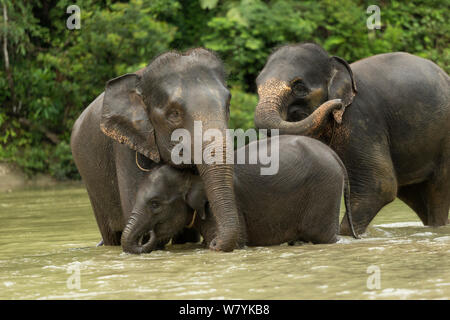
135,151,152,172
186,210,197,229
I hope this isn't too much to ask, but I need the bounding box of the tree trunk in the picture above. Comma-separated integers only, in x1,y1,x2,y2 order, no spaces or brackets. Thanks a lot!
2,2,16,110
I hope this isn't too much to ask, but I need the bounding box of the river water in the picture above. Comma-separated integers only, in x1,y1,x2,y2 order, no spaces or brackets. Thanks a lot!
0,184,449,300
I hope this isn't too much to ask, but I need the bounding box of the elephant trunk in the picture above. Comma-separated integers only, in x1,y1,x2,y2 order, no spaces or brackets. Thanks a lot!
121,212,157,254
255,87,343,136
196,132,240,252
255,79,342,136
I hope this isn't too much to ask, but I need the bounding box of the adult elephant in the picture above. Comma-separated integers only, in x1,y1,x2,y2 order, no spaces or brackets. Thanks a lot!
254,42,450,235
71,48,242,252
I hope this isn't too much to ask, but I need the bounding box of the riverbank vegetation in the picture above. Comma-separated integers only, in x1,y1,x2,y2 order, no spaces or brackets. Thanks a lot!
0,0,448,179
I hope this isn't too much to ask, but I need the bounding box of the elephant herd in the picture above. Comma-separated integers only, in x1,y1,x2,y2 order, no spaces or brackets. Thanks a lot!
70,43,450,254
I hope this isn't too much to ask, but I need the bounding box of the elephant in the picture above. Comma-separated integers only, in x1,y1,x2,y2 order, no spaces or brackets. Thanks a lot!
254,42,450,235
120,135,359,254
70,48,243,252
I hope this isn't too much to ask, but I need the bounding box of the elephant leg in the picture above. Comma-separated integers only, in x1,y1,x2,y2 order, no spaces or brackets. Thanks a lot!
298,179,342,244
399,140,450,226
398,179,450,227
424,141,450,226
85,185,122,245
114,144,147,226
340,153,398,236
85,192,122,245
425,182,450,226
397,183,429,225
340,190,396,236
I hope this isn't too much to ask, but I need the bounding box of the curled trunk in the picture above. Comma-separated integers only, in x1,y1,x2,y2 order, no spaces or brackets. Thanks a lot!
255,98,343,137
121,212,157,254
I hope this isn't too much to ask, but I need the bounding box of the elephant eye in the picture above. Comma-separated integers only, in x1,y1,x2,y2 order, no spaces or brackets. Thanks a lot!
169,110,179,119
167,106,183,123
290,78,309,97
149,200,161,210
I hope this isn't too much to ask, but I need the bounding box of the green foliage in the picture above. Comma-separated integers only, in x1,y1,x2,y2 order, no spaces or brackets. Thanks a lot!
203,0,315,88
0,0,176,179
199,0,219,10
0,0,448,179
48,141,80,180
202,0,448,90
229,87,258,131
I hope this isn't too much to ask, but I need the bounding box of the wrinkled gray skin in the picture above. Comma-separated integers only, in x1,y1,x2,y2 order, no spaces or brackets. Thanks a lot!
71,48,241,252
123,135,359,254
254,43,450,235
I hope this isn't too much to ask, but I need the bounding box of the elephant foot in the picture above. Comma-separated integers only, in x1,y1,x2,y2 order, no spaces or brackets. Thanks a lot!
340,219,366,237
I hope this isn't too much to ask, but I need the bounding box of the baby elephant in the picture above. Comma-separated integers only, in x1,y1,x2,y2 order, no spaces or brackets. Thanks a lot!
121,135,358,254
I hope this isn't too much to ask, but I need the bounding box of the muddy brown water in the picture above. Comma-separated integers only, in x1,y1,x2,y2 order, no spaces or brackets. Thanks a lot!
0,185,449,299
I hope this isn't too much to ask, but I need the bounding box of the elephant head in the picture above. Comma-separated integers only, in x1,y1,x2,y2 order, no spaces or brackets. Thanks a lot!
254,43,357,136
121,165,214,254
100,48,239,252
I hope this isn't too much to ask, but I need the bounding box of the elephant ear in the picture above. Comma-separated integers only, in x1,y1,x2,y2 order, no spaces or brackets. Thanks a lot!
327,56,357,124
100,73,160,163
183,175,208,220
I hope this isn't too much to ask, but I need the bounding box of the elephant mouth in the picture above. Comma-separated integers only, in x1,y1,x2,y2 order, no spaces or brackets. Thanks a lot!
133,229,158,254
138,231,170,249
153,223,182,244
138,220,181,249
138,231,154,246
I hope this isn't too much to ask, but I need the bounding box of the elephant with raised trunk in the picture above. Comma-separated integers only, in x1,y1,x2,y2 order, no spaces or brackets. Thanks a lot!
254,43,450,235
121,135,359,254
71,48,242,252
